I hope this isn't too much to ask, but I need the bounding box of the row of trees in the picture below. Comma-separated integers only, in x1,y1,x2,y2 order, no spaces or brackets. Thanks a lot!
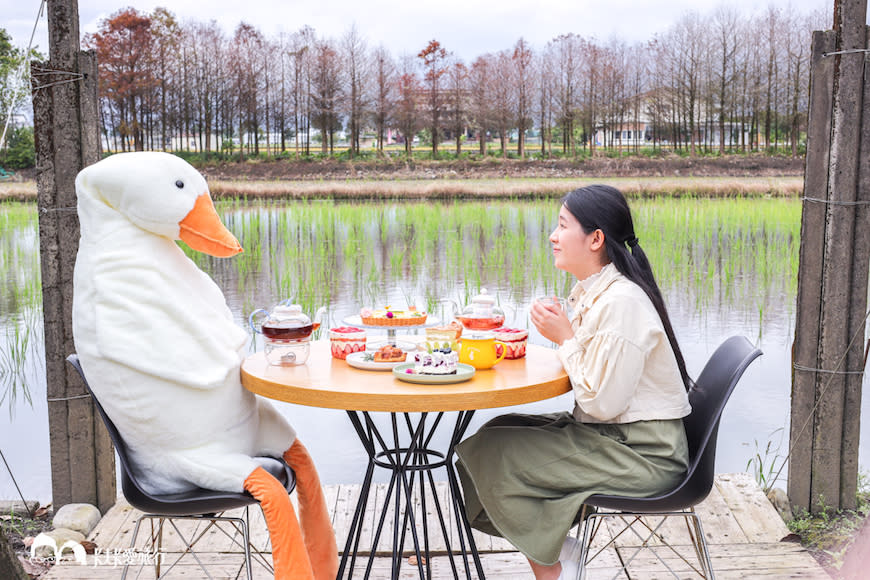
83,5,829,160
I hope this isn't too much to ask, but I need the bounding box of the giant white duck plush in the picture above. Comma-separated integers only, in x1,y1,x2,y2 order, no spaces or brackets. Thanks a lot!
72,151,337,580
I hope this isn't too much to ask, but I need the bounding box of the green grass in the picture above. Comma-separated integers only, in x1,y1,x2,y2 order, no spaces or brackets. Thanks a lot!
787,481,870,576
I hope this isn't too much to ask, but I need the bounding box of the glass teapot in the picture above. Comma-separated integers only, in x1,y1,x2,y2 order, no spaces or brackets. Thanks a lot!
453,289,506,333
249,301,326,365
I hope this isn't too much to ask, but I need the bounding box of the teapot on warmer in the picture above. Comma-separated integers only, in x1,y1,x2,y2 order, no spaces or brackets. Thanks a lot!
453,289,506,334
249,301,326,366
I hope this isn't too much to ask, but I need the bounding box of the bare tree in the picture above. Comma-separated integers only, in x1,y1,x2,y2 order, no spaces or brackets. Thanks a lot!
762,6,783,150
311,38,343,155
491,50,514,158
510,38,535,158
710,6,740,154
231,22,265,158
661,13,706,155
371,45,395,156
548,34,582,156
469,54,493,156
446,57,468,155
417,40,449,157
290,27,314,156
536,51,556,157
395,55,421,159
342,23,369,157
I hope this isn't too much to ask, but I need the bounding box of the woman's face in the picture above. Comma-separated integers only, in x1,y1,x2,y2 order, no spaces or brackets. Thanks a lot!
549,205,607,279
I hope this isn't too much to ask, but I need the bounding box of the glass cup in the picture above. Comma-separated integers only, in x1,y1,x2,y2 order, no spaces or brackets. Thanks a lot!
535,296,567,312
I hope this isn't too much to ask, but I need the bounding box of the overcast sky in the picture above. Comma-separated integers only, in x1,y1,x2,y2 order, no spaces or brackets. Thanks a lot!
7,0,833,62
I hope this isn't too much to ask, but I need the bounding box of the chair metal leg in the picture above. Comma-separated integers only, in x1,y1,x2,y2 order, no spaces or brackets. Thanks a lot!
123,510,262,579
575,509,715,580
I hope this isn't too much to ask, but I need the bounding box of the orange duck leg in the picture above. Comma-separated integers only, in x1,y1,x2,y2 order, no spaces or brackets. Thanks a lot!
243,439,338,580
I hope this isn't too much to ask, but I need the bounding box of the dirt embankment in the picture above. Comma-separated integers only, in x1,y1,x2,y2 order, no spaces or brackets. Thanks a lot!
1,154,805,201
197,153,804,182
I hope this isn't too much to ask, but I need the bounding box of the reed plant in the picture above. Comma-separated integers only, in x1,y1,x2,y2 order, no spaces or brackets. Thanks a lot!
0,313,35,417
0,202,42,416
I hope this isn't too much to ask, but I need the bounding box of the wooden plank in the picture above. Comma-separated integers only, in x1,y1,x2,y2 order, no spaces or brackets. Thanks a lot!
695,481,751,544
34,0,106,513
45,477,834,580
86,498,136,550
716,473,791,543
816,2,865,507
842,23,870,512
623,542,828,579
597,484,746,550
789,28,837,513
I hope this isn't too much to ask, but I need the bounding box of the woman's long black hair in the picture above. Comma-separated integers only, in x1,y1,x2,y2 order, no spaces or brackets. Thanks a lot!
561,184,692,390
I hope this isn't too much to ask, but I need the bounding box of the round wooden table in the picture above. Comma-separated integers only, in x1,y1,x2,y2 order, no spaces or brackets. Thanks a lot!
241,340,570,580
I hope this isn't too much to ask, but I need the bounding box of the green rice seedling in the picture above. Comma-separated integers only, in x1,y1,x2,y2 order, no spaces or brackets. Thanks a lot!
0,313,35,418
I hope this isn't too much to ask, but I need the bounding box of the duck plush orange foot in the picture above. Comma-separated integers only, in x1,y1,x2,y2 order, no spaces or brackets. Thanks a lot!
72,152,337,579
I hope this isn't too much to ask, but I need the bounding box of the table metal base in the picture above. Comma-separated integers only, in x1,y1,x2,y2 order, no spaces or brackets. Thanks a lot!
338,410,485,580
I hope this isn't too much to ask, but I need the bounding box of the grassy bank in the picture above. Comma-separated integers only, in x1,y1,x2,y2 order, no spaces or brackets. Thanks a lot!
0,175,804,202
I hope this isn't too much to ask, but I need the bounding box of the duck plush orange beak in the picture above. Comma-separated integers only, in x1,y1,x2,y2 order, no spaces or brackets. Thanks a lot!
178,194,243,257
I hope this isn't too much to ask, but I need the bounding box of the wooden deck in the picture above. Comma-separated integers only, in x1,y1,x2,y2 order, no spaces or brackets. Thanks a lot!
42,473,829,579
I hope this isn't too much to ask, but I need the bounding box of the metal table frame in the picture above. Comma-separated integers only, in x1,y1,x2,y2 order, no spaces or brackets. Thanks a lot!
338,409,484,580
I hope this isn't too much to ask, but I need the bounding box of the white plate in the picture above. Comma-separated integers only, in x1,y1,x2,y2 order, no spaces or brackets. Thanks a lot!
392,363,476,384
345,351,406,371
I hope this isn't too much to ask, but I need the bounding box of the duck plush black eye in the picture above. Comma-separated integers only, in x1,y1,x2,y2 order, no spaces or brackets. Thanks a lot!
175,180,184,189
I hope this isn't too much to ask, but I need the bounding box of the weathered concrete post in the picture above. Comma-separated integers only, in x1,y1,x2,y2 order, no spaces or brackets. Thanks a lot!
789,0,870,513
31,0,115,512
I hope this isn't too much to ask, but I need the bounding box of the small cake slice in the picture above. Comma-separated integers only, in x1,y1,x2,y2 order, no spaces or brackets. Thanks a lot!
373,344,407,362
413,349,459,375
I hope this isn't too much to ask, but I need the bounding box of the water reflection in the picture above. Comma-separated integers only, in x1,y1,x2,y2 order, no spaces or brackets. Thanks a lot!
4,197,863,505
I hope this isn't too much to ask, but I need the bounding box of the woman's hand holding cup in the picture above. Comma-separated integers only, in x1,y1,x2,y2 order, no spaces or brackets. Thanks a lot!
530,296,573,345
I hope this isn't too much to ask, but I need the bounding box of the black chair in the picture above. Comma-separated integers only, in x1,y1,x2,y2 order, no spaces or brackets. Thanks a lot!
67,354,296,580
571,335,762,580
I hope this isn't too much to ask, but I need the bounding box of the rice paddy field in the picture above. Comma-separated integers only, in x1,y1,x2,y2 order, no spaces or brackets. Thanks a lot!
2,195,864,504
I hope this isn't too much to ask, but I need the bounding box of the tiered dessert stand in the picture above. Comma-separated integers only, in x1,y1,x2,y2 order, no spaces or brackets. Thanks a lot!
341,314,442,348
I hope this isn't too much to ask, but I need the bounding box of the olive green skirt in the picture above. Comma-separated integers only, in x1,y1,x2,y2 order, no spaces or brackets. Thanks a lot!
455,412,689,565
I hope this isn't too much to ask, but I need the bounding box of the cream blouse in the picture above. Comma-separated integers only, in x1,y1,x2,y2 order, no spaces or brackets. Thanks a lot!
556,263,692,424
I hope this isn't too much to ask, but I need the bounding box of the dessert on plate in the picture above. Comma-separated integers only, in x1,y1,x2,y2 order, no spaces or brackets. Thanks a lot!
360,305,427,327
372,344,407,362
425,320,463,351
425,320,462,340
412,349,459,375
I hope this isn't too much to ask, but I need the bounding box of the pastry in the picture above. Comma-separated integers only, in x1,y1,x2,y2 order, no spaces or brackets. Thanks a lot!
425,321,463,340
373,344,407,362
360,305,428,327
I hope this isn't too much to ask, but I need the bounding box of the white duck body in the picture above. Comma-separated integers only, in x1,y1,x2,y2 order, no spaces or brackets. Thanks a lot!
72,152,295,494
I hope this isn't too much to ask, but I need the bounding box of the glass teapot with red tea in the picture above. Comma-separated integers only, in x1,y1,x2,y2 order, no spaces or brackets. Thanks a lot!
249,302,327,365
454,289,506,333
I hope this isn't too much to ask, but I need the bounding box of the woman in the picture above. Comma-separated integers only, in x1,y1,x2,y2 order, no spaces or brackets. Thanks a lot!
455,184,692,580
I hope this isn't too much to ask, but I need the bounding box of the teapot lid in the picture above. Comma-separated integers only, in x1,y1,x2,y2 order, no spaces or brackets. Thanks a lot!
471,288,495,306
272,304,310,326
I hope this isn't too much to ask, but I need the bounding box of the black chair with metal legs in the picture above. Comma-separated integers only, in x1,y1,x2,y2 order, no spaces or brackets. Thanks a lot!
571,335,762,580
67,354,296,580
